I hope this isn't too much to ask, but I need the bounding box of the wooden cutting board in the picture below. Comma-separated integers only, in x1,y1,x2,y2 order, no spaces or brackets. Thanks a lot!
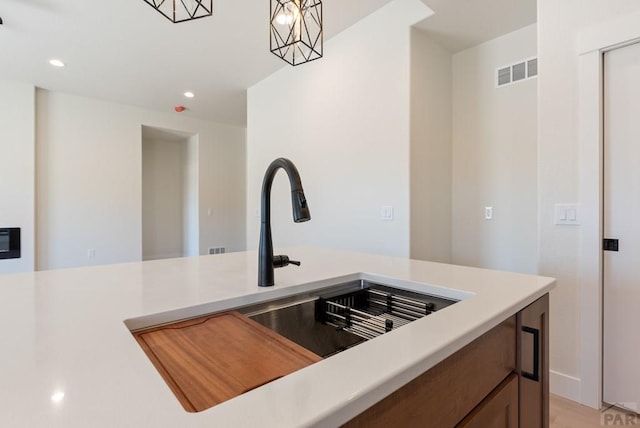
134,311,322,412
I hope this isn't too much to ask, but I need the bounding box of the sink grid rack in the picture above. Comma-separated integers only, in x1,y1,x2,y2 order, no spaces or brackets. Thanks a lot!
317,287,436,340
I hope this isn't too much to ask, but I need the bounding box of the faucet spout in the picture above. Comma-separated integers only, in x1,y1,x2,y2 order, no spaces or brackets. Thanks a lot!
259,158,310,287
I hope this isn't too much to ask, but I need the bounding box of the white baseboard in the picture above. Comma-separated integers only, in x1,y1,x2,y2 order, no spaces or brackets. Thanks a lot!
143,252,183,261
550,370,581,403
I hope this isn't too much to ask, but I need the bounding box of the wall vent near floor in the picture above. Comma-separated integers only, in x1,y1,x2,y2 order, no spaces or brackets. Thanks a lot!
496,57,537,88
209,247,226,255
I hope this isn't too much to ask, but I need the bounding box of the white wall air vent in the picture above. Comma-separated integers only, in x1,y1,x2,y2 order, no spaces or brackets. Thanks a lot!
496,57,537,88
208,247,226,255
497,67,511,86
527,58,538,77
512,62,526,81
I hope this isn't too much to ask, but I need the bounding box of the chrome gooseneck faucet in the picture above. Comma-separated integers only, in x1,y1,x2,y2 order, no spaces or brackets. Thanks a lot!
258,158,311,287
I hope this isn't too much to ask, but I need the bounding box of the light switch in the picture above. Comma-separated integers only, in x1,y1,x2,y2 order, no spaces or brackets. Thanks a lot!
381,206,394,221
554,204,580,225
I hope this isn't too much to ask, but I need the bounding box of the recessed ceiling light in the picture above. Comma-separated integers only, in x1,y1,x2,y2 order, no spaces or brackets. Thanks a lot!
49,59,65,68
184,92,195,98
51,391,65,403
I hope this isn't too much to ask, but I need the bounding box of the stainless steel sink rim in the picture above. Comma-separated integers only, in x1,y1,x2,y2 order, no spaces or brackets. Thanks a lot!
240,279,458,358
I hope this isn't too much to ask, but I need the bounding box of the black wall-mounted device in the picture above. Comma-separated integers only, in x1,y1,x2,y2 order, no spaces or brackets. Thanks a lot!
0,228,21,259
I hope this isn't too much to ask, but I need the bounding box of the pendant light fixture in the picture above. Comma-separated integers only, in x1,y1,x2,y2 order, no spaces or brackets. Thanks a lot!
270,0,323,66
143,0,212,23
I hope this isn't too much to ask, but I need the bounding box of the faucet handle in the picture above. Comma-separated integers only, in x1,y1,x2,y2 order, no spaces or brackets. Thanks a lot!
273,255,301,268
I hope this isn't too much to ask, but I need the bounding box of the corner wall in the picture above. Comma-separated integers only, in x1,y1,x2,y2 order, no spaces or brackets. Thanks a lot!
0,80,35,274
142,137,189,261
538,0,640,403
36,90,245,270
451,24,538,274
184,135,199,257
409,28,452,263
246,0,431,257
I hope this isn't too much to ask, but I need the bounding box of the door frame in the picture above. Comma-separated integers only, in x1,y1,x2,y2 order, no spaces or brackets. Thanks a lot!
578,11,640,409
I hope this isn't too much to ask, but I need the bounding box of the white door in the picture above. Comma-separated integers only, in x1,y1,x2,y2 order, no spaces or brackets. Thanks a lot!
603,41,640,412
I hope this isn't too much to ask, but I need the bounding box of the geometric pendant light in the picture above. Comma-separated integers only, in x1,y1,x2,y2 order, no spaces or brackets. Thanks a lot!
270,0,323,66
143,0,213,23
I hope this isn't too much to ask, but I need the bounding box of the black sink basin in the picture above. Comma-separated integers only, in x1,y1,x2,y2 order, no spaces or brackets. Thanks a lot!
240,280,457,358
247,299,365,358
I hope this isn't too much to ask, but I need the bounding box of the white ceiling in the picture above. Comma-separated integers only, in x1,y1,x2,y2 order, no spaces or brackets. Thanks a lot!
0,0,393,126
142,125,194,142
0,0,536,126
417,0,537,53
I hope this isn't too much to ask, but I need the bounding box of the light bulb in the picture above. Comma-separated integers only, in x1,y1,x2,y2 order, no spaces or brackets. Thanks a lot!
291,6,300,23
276,12,295,25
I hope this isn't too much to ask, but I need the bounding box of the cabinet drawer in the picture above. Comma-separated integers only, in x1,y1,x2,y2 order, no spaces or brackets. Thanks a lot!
344,317,516,427
457,373,519,428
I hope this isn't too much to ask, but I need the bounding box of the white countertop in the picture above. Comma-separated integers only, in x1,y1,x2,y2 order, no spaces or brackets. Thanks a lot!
0,247,554,427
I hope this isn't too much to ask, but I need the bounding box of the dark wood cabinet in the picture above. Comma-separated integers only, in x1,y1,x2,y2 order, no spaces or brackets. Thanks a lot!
344,294,549,428
344,317,517,427
517,294,549,428
458,373,519,428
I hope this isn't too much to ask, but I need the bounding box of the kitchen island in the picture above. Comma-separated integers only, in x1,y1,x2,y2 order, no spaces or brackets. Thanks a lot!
0,247,554,427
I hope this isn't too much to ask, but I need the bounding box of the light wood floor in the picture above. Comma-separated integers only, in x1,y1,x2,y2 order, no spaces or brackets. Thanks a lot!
550,394,636,427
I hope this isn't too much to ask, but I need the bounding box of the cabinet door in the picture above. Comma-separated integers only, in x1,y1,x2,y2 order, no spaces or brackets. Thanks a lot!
343,318,516,428
517,294,549,428
457,373,518,428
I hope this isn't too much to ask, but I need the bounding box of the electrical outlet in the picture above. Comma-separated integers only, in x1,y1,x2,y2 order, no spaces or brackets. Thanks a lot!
87,249,96,259
485,207,493,220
